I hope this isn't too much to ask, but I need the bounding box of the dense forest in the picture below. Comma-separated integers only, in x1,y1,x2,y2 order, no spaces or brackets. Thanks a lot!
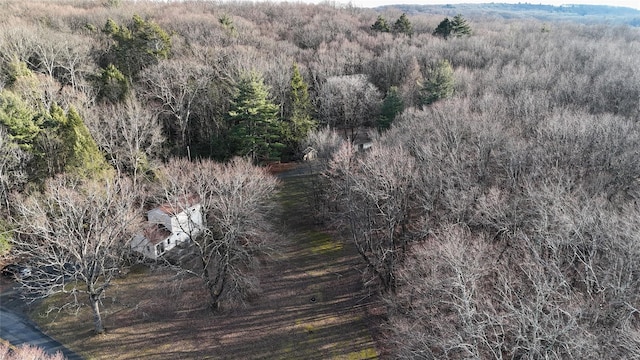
1,0,640,358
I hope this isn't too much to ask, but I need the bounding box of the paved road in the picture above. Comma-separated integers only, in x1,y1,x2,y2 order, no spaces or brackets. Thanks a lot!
0,284,82,359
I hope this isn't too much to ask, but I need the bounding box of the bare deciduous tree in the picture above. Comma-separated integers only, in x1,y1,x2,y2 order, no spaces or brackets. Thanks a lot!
139,59,212,155
0,24,38,74
388,224,600,359
327,142,417,292
0,126,29,208
383,99,640,358
400,56,424,108
317,74,381,140
303,126,345,165
158,157,279,310
297,127,346,223
88,95,165,186
11,175,142,334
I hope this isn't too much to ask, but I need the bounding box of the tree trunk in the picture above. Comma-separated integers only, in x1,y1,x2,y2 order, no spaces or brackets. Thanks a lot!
206,274,225,311
202,256,227,312
90,294,105,334
209,290,221,311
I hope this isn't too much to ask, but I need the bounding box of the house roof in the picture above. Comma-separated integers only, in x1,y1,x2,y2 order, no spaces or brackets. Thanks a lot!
142,224,172,245
154,194,201,216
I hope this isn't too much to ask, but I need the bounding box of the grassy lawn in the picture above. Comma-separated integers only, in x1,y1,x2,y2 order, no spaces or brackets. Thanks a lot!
29,164,380,359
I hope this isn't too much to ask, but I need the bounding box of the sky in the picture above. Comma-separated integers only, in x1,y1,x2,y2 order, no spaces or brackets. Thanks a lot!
296,0,640,11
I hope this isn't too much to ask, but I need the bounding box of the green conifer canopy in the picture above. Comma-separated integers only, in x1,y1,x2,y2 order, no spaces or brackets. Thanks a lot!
229,72,284,164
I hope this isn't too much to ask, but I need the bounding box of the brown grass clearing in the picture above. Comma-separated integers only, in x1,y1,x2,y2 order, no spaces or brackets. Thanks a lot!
28,165,382,359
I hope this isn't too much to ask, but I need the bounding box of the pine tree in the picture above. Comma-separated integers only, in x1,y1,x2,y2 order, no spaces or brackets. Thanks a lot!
45,104,111,179
0,90,39,151
229,72,284,164
1,91,111,181
434,15,472,39
379,86,404,130
392,13,413,37
371,15,390,33
102,15,171,79
219,14,237,35
61,107,112,178
97,64,129,103
421,60,455,106
284,63,316,157
451,14,472,37
433,17,453,38
4,58,34,87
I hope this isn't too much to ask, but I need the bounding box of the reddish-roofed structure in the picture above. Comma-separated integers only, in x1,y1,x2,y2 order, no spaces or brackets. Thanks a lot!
131,197,203,260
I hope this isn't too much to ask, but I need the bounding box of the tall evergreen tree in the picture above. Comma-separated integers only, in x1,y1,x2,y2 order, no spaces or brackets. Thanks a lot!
1,90,111,180
59,106,112,178
371,15,390,33
433,17,453,38
228,72,283,164
433,14,472,38
284,63,316,157
392,13,413,37
40,104,112,179
379,86,404,130
421,60,455,106
451,14,472,37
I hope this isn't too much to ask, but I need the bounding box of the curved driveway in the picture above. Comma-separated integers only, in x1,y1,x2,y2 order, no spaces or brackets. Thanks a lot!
0,285,81,359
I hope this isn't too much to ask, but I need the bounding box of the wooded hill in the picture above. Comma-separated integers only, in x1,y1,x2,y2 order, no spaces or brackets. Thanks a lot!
1,0,640,358
381,3,640,26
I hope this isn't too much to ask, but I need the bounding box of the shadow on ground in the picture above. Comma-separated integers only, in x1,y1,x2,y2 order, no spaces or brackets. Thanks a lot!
28,164,382,359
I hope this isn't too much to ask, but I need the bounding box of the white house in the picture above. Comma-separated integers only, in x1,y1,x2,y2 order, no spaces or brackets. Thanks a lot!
131,197,204,260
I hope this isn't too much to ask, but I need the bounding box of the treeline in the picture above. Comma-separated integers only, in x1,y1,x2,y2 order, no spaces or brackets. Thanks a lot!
1,0,640,356
2,0,638,188
384,3,640,27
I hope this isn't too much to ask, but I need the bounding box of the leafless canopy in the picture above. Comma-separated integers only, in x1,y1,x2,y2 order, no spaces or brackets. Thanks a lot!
327,142,418,292
158,157,279,310
11,175,142,334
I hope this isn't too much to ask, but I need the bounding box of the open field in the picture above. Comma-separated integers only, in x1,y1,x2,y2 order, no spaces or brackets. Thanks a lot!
27,168,381,359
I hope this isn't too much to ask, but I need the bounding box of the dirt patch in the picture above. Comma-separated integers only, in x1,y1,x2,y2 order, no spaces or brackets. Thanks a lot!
29,165,381,359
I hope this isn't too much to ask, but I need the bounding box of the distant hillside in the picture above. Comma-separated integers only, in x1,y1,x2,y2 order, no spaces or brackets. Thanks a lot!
377,3,640,26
